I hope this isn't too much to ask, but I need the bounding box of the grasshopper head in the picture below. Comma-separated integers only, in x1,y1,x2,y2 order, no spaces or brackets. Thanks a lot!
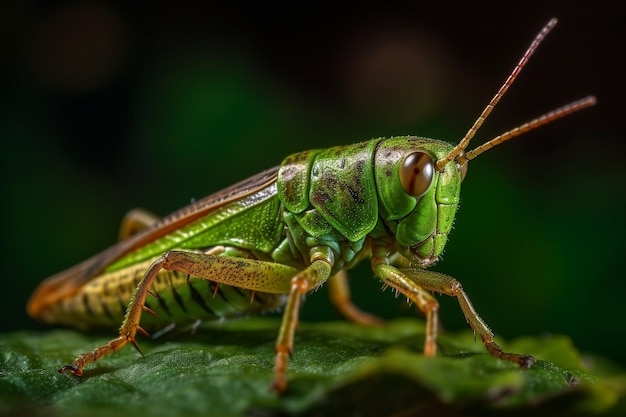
374,92,595,266
374,137,465,266
371,17,597,266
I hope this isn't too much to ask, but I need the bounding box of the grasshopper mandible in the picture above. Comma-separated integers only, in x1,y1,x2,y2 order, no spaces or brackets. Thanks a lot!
28,18,595,392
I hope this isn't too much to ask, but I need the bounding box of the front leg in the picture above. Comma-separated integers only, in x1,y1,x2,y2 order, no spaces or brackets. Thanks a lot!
373,262,535,367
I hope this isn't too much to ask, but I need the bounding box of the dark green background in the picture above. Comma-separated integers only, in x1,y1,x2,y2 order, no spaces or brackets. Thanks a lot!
2,1,624,368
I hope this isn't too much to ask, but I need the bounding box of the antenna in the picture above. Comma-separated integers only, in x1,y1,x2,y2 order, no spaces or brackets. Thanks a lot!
456,96,596,164
435,18,559,172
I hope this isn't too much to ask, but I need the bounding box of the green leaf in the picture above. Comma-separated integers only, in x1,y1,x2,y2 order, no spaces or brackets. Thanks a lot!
1,318,624,417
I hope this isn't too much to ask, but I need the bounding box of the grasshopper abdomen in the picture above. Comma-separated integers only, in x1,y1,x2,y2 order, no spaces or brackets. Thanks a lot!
45,256,287,330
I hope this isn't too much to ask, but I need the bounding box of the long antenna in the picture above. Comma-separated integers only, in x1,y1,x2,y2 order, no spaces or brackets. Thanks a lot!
435,18,558,172
456,96,597,165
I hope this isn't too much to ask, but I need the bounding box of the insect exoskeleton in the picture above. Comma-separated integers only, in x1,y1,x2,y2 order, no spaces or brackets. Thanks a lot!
27,18,595,392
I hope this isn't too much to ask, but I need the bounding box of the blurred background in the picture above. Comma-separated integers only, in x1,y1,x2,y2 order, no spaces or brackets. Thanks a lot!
1,2,623,366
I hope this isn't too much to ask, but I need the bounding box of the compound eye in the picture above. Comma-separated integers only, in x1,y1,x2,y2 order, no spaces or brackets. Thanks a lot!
400,152,434,197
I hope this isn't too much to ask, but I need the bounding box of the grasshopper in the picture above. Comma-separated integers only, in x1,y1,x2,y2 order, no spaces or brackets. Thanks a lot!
28,18,595,391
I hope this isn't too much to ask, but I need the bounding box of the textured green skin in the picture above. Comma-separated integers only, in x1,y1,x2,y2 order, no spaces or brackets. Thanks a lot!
47,136,462,330
108,136,460,273
278,137,461,263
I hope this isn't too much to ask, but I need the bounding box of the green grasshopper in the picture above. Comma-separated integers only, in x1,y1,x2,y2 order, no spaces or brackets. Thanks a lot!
28,18,595,391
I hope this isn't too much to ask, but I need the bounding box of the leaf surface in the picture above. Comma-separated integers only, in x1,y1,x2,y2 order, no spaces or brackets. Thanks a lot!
1,318,623,417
